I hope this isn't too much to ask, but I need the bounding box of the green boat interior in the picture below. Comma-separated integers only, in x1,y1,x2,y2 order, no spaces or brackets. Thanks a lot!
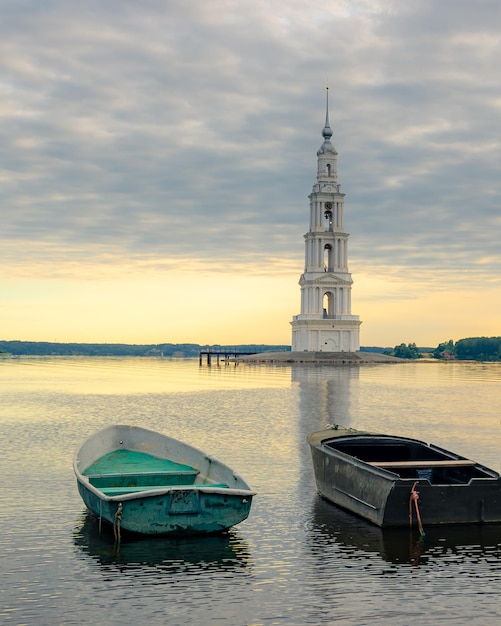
326,436,495,485
83,450,228,495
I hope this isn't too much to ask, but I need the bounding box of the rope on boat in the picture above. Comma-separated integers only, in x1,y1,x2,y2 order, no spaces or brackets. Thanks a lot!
409,482,425,537
113,502,123,543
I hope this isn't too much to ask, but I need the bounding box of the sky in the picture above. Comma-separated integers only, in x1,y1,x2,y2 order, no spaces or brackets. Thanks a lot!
2,0,500,348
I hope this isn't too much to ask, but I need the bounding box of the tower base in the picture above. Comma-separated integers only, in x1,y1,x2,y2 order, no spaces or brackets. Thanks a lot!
291,317,361,352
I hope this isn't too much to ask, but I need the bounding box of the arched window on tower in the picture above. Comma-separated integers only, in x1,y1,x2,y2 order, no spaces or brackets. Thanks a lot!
324,202,333,232
324,244,333,272
326,163,331,177
322,291,335,318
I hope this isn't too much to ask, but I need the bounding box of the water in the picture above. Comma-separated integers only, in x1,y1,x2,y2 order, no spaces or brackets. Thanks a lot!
1,357,500,625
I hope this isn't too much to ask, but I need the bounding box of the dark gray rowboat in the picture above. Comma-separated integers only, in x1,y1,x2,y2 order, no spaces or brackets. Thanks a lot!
307,427,501,528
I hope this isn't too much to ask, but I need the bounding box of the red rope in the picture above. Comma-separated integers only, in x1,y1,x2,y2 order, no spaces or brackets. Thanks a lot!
409,481,425,536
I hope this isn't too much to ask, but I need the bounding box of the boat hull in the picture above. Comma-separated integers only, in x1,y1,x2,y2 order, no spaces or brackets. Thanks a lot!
76,481,252,535
308,428,501,528
74,425,254,536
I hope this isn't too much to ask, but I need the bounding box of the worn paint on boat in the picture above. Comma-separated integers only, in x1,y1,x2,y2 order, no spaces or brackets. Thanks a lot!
74,425,255,536
308,427,501,528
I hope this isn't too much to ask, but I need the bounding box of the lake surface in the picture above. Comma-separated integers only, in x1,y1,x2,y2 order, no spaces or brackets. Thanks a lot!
1,357,500,625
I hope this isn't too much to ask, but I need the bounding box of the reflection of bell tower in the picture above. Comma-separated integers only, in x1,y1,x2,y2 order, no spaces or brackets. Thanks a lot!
291,88,361,352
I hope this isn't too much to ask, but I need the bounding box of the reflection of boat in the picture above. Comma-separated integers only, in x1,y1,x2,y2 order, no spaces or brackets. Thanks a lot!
308,427,501,527
311,497,501,565
74,425,255,536
74,511,252,572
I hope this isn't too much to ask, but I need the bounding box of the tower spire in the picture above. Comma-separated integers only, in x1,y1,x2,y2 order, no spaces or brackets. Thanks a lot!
318,86,335,160
323,86,333,141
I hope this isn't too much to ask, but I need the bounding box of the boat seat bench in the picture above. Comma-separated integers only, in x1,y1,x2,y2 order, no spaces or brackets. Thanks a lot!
98,483,229,495
86,470,200,488
368,459,476,468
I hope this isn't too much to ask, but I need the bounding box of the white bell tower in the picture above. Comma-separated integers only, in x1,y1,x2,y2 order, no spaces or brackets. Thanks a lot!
291,88,361,352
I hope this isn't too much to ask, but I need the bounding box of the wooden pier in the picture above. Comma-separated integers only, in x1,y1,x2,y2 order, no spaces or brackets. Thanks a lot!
199,350,258,366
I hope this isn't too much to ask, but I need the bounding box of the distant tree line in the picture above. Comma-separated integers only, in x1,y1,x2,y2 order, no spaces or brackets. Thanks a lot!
433,337,501,361
1,338,499,361
0,341,290,357
382,337,501,361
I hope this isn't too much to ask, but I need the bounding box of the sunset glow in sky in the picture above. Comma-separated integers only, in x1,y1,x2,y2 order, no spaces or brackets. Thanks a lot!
2,1,500,348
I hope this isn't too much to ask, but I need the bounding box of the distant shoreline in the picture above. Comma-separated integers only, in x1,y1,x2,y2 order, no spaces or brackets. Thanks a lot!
1,340,498,362
0,340,390,358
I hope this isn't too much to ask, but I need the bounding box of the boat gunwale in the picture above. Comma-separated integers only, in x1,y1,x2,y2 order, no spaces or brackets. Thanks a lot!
74,425,256,502
307,428,501,482
77,479,254,502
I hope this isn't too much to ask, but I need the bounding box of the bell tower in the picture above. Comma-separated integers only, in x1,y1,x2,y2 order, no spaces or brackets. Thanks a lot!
291,88,361,352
